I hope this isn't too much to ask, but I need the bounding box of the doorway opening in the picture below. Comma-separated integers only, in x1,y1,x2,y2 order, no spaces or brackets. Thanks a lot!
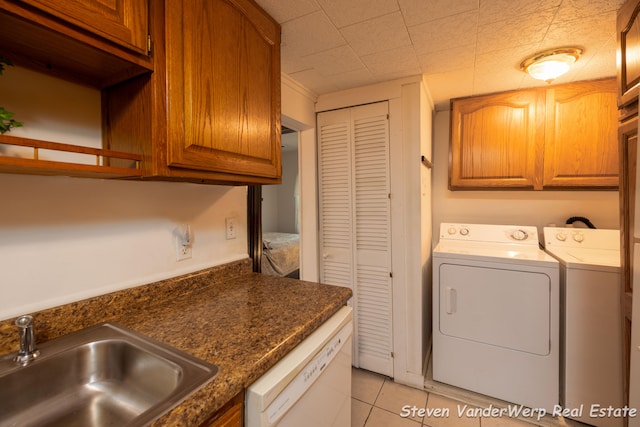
248,126,300,279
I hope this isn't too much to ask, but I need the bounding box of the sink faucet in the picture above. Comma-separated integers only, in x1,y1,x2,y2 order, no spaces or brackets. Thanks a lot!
14,315,39,366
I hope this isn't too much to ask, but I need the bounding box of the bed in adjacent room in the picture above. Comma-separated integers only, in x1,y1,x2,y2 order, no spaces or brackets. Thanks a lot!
261,232,300,278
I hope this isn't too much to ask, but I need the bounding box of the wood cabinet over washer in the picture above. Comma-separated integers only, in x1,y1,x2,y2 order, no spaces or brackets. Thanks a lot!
450,78,618,190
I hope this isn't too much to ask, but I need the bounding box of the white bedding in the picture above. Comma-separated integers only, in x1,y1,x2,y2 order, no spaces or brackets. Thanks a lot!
261,232,300,277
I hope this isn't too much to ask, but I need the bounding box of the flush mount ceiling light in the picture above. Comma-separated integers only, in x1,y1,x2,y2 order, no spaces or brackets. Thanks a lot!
520,48,582,83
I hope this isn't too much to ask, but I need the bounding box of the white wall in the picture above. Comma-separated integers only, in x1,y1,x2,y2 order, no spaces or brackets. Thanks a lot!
0,67,102,155
281,75,319,281
278,150,299,233
432,110,620,240
0,68,248,321
0,69,322,322
261,142,299,234
261,184,278,232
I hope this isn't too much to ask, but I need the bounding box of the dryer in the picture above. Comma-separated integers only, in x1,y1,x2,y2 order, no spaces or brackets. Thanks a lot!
433,223,560,411
543,227,623,427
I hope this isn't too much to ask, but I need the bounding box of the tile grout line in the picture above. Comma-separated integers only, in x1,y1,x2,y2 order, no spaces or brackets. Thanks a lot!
364,377,386,427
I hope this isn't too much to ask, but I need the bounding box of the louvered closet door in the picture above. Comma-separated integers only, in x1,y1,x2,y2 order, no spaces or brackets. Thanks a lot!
318,109,353,289
317,102,393,377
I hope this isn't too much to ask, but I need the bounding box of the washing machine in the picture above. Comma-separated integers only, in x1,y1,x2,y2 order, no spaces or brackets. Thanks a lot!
543,227,623,427
433,223,560,411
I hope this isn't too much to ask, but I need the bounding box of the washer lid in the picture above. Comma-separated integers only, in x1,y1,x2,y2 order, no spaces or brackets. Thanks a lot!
544,246,620,271
434,240,559,267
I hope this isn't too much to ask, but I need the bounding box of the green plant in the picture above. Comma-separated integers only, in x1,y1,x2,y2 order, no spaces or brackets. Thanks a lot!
0,55,23,134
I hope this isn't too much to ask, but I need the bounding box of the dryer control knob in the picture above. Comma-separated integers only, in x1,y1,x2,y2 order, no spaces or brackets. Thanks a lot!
573,232,585,243
447,227,457,235
555,232,567,241
511,229,528,241
459,227,470,236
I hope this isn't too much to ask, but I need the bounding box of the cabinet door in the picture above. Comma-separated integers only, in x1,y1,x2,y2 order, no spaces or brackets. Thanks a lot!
202,403,242,427
543,79,619,188
619,113,637,409
450,90,545,190
200,393,243,427
19,0,149,55
619,0,640,108
165,0,281,180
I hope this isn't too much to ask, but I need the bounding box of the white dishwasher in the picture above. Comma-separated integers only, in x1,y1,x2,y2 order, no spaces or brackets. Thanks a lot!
245,305,353,427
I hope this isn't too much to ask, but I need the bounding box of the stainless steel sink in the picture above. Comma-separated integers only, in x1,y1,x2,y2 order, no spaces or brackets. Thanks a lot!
0,322,219,426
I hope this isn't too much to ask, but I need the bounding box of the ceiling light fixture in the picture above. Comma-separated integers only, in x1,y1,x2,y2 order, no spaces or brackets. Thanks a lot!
520,48,582,83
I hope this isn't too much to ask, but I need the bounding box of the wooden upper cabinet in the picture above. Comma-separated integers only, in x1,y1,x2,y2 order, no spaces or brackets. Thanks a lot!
0,0,152,88
543,79,619,188
104,0,282,185
618,0,640,109
164,0,281,180
450,89,545,190
450,78,619,190
18,0,149,55
0,0,280,184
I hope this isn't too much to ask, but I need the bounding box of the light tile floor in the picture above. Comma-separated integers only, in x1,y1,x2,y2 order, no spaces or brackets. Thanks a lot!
351,368,557,427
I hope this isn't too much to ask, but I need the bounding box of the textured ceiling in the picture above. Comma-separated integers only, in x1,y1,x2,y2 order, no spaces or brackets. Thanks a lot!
255,0,625,110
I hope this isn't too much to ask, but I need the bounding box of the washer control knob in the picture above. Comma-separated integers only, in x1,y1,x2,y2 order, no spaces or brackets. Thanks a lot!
573,232,585,243
459,227,470,236
447,227,457,235
511,229,528,241
555,232,567,241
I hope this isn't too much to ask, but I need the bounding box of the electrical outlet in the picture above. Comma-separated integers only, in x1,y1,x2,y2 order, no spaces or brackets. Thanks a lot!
175,235,192,261
226,217,237,240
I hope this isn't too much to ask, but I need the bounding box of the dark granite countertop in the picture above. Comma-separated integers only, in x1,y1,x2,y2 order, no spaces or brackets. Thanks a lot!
0,258,352,426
